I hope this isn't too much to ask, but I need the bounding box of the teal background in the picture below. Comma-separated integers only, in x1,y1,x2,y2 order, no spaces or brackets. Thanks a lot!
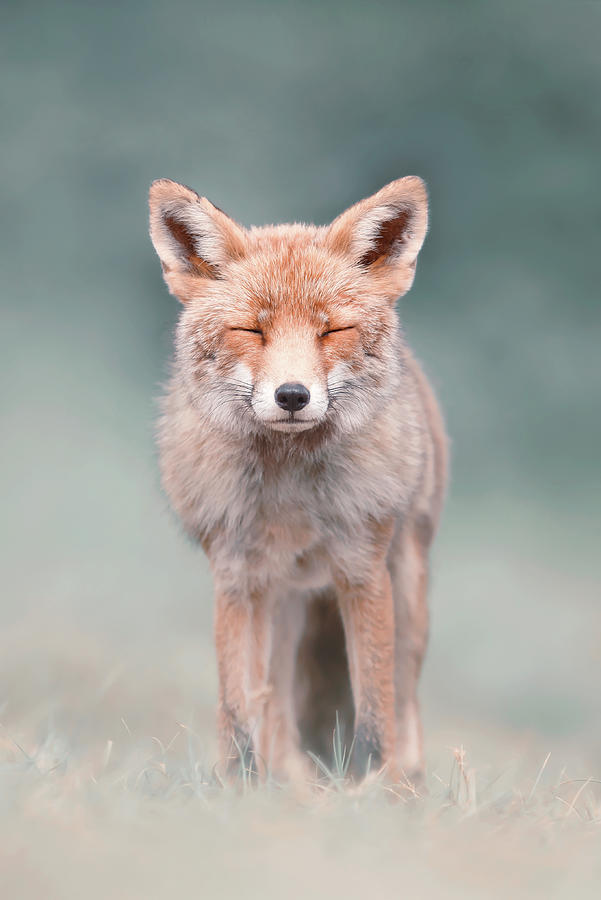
1,1,600,753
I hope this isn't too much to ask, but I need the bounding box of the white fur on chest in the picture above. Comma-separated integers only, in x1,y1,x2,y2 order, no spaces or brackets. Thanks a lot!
205,444,400,536
192,437,412,591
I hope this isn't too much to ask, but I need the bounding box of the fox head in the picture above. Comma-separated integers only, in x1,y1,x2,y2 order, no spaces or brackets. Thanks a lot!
149,177,428,438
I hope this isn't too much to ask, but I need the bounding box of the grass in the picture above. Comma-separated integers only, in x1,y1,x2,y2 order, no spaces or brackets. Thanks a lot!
1,498,598,898
2,709,601,900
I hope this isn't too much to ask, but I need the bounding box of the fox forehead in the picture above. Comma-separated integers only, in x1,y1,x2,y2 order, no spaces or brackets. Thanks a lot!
222,233,374,326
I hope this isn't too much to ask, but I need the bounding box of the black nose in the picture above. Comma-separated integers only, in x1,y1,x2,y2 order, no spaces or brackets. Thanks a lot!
274,382,310,412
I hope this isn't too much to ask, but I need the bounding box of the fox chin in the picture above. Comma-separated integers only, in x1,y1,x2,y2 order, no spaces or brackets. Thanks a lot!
149,175,448,785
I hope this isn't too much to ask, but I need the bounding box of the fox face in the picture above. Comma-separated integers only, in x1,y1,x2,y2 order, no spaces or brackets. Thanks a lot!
149,177,428,439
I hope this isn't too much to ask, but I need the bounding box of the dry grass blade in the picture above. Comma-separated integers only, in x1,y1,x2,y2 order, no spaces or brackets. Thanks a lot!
527,752,551,803
565,776,593,819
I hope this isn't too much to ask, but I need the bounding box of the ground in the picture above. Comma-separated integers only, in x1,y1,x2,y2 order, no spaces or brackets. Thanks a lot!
1,641,600,899
2,498,600,897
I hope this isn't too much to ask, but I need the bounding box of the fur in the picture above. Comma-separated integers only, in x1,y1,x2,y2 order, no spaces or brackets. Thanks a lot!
149,176,447,782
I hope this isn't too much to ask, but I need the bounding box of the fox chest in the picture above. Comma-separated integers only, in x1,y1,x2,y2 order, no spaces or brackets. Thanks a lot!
219,476,335,587
200,454,400,591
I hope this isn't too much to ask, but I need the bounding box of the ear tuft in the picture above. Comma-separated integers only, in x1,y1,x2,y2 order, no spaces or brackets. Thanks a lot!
357,205,413,268
148,179,246,297
325,176,429,298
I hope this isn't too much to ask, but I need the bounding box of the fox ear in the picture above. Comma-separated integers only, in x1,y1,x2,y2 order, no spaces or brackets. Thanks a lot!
148,179,247,299
325,177,428,298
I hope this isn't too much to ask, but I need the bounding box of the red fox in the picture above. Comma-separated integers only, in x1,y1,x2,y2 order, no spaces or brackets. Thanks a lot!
149,176,447,784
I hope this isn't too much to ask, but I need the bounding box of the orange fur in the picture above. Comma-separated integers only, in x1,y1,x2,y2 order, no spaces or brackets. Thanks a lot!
149,176,447,783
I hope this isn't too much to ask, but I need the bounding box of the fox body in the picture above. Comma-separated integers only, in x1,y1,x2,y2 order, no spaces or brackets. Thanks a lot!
149,177,447,782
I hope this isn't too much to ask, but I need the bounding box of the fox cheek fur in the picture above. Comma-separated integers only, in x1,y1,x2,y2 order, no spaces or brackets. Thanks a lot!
149,176,447,782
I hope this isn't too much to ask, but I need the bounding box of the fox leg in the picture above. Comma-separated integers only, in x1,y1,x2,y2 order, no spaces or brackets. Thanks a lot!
259,595,309,781
336,546,396,779
390,524,430,781
214,588,274,777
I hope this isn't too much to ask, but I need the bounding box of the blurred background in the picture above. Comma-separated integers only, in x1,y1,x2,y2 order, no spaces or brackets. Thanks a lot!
2,0,600,771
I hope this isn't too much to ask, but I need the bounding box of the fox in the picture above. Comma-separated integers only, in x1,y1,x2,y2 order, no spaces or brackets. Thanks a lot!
148,175,447,785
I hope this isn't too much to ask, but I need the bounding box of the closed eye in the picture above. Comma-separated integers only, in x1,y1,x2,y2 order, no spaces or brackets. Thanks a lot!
320,325,357,337
230,327,263,336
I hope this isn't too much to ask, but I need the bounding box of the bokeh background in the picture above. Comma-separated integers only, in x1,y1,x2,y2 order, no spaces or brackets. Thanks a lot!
2,0,600,800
